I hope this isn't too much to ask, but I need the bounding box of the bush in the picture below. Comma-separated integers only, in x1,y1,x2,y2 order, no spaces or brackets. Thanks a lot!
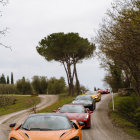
118,88,134,96
0,84,17,94
0,95,16,108
134,107,140,129
116,95,137,119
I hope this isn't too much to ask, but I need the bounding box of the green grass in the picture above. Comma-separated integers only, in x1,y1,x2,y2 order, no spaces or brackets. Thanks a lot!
109,95,140,139
38,94,74,113
0,96,40,116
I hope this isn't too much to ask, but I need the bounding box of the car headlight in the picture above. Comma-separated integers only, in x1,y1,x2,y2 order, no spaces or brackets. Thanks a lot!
10,138,17,140
70,136,79,140
83,114,89,120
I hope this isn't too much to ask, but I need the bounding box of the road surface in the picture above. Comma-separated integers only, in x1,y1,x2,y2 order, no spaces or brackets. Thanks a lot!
82,94,137,140
0,95,58,140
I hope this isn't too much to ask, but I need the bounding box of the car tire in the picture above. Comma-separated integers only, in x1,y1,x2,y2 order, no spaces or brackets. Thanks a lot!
86,126,91,129
87,120,91,129
90,105,94,111
94,104,96,110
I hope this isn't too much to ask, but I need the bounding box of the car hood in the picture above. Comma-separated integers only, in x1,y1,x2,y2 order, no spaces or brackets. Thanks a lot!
17,129,73,140
72,100,92,105
62,113,87,121
88,95,98,98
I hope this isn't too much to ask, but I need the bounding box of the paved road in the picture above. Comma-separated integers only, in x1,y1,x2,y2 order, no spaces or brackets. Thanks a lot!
0,95,58,140
82,94,137,140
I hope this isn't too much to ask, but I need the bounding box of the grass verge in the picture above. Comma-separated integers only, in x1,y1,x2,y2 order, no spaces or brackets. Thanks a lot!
38,94,74,113
109,95,140,139
0,95,40,116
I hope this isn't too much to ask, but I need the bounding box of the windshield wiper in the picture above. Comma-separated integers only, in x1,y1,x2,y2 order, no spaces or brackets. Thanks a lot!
21,127,30,131
30,128,53,131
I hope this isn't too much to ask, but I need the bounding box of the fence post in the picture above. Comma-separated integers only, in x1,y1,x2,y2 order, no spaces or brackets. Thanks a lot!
111,89,115,111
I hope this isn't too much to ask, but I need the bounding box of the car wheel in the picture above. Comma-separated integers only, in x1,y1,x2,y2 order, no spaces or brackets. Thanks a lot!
87,120,91,129
86,126,91,129
94,104,96,110
90,105,94,111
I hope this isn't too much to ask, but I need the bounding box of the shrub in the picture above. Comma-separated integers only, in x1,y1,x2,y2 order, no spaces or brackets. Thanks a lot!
134,107,140,129
116,95,138,119
0,84,17,94
118,88,134,96
0,95,16,108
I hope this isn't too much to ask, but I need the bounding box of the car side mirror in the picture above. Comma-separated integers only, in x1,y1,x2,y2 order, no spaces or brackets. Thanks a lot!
78,122,85,126
90,111,93,114
53,110,56,112
71,121,78,129
86,108,90,112
86,108,93,114
9,123,16,130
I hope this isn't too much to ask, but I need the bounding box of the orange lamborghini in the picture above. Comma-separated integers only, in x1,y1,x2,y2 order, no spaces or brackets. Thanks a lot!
9,113,84,140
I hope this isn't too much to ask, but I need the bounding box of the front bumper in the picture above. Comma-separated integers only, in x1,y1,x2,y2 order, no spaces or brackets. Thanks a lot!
94,96,100,101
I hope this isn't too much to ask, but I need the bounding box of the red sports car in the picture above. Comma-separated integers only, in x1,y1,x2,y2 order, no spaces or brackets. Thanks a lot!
53,104,93,128
97,89,110,94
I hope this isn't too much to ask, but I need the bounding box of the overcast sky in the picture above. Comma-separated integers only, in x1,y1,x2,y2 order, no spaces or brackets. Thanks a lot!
0,0,113,90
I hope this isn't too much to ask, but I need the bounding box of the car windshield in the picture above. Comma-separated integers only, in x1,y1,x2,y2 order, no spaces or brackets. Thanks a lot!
21,115,72,130
60,105,86,113
75,95,92,101
85,91,98,95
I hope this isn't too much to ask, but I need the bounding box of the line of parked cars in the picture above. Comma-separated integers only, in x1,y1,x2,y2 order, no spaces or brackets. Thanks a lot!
8,90,108,140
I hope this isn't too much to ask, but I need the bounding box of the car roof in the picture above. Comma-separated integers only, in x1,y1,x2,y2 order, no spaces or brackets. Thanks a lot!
62,104,85,107
77,95,92,98
29,113,67,118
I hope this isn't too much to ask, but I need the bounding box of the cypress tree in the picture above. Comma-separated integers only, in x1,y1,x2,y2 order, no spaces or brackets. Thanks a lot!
7,76,9,84
11,72,14,84
0,75,1,84
1,74,6,84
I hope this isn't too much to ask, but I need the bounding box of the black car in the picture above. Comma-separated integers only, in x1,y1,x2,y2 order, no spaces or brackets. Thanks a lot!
72,95,96,111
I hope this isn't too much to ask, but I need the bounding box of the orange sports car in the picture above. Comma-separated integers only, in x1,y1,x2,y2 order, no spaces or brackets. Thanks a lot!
9,113,84,140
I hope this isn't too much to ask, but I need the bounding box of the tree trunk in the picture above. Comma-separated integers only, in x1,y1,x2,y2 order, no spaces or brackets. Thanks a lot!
128,63,140,98
74,63,80,95
67,62,74,96
62,61,75,96
62,62,71,96
69,77,74,96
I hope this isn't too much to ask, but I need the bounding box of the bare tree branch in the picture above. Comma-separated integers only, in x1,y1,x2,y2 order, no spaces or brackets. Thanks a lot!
0,43,12,51
0,0,8,5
